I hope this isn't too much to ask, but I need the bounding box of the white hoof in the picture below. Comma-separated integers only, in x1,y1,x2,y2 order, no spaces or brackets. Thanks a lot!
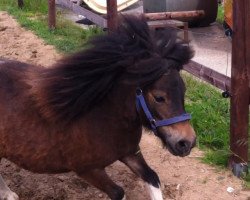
146,183,163,200
0,190,19,200
122,195,126,200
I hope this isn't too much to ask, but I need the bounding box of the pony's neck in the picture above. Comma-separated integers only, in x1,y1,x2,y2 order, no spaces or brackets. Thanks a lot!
105,83,139,122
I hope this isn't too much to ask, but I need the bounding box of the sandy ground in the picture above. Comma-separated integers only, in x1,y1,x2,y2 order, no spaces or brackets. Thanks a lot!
0,12,61,66
0,11,249,200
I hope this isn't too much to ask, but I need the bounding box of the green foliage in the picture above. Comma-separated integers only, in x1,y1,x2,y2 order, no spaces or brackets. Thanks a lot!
0,0,103,53
201,149,229,167
217,4,224,24
243,170,250,189
183,74,230,166
0,0,48,14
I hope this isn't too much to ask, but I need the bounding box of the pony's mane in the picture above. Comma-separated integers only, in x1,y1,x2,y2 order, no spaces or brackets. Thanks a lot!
35,15,193,123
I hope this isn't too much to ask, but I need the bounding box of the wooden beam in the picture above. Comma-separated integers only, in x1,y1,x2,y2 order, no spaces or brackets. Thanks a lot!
18,0,24,8
247,1,250,86
143,10,205,21
106,0,118,32
184,61,230,90
48,0,56,30
184,61,231,91
57,0,107,28
229,0,249,177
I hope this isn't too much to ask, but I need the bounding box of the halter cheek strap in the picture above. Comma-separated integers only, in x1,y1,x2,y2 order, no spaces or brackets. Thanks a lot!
135,89,191,135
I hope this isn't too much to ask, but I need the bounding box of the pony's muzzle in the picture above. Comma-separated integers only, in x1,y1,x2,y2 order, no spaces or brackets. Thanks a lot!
158,121,196,157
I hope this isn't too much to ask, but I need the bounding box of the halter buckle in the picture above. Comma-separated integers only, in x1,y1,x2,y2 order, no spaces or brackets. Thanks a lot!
150,119,156,126
136,88,142,95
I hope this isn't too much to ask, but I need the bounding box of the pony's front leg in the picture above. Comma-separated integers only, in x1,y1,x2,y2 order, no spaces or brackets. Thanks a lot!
0,175,19,200
78,168,125,200
120,150,163,200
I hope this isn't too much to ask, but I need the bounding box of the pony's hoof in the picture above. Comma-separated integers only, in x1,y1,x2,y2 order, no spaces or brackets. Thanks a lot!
122,195,126,200
0,191,19,200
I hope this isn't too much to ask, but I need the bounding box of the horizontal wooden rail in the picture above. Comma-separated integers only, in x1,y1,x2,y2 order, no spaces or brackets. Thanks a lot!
184,60,231,91
143,10,205,21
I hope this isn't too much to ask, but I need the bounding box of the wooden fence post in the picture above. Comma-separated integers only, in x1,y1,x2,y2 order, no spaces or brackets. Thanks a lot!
48,0,56,30
229,0,250,177
18,0,24,8
106,0,118,33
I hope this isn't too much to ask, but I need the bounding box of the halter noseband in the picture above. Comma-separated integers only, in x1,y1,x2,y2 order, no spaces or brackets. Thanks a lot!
135,88,191,135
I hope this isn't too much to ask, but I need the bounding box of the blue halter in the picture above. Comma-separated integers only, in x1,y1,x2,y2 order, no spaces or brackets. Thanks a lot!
135,88,191,135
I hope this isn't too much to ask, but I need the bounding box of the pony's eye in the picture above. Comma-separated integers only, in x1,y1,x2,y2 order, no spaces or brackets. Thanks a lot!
154,96,165,103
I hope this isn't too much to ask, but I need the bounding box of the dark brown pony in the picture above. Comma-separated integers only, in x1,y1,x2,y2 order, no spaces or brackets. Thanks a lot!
0,16,195,200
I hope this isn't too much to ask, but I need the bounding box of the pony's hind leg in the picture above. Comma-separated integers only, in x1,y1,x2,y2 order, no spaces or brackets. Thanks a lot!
0,175,19,200
78,168,125,200
120,150,163,200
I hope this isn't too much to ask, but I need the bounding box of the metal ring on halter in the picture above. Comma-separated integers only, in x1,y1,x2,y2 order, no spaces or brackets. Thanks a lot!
136,88,142,95
150,119,156,126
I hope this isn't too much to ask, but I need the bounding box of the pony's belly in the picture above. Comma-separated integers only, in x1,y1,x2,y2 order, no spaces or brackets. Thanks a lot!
79,142,141,173
3,150,70,174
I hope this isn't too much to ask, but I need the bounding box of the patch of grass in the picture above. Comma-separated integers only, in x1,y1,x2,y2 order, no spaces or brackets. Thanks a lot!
183,73,230,167
0,0,48,14
217,4,224,24
202,149,229,167
0,0,102,53
243,172,250,188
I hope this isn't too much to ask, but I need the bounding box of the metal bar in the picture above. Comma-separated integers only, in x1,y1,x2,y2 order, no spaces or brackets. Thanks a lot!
18,0,24,8
229,0,249,177
143,10,205,21
48,0,56,30
106,0,118,32
183,22,189,43
184,61,231,91
56,0,107,28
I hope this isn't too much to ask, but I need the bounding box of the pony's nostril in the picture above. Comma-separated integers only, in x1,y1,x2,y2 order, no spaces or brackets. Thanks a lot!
176,139,191,153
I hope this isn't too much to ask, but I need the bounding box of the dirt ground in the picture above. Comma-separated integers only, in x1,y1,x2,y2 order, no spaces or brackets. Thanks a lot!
0,11,250,200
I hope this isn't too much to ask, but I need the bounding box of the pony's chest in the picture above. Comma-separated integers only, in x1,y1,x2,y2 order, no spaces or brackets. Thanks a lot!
66,126,142,169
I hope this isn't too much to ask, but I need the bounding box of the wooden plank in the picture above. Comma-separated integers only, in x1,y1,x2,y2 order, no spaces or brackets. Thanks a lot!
107,0,118,32
247,1,250,87
48,0,56,30
147,19,185,29
57,0,107,28
147,20,189,43
229,0,249,175
184,61,231,91
143,10,205,21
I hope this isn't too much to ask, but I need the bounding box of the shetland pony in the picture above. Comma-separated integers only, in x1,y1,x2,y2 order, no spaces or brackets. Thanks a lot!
0,16,195,200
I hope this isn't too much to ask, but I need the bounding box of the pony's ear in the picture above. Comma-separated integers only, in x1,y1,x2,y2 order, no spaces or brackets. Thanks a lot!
167,42,194,70
154,29,194,71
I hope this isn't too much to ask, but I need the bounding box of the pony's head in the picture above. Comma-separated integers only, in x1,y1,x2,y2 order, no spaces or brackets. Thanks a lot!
139,66,196,157
118,16,196,156
36,15,196,156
